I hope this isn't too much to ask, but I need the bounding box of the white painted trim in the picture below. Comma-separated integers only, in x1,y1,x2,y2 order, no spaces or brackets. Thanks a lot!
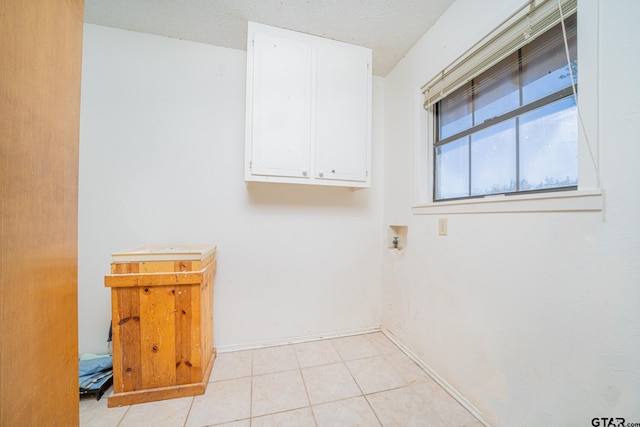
215,326,381,353
412,188,603,215
380,327,492,427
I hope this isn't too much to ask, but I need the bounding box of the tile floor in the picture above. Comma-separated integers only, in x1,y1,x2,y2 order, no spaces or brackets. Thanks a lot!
80,332,483,427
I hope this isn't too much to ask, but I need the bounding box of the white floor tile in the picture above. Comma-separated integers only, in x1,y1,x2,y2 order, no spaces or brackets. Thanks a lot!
80,393,128,427
210,350,253,382
366,386,446,427
313,396,381,427
413,382,479,426
251,370,309,417
301,362,361,405
294,339,342,368
186,377,251,427
119,396,192,427
80,334,482,427
346,356,407,394
365,332,403,356
210,420,251,427
253,345,299,375
251,407,316,427
331,335,378,361
384,351,433,385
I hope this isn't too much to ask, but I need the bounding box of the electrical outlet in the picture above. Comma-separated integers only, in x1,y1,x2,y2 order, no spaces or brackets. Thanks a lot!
438,218,448,236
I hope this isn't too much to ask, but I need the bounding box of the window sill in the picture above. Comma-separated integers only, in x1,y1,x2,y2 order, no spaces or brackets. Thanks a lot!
412,188,603,215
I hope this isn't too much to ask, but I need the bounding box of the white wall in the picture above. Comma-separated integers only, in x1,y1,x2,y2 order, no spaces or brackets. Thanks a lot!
79,2,640,423
383,0,640,425
78,25,384,354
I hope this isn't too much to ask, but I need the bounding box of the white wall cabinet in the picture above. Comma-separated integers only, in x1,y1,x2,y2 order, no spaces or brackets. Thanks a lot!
245,22,372,188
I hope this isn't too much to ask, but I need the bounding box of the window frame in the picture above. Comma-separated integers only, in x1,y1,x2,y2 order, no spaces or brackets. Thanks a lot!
413,0,602,215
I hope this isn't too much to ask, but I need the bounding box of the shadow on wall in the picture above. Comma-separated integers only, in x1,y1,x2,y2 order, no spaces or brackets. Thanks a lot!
245,182,373,210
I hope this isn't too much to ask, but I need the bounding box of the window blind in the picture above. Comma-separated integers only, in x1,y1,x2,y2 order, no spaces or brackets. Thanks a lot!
422,0,577,109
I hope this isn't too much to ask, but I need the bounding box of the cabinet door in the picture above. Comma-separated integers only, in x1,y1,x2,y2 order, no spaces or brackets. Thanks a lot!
314,42,371,183
249,32,312,178
1,0,82,424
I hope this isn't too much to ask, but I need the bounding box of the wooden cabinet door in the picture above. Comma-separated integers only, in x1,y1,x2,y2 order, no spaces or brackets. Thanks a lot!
314,42,371,184
249,31,312,179
0,0,83,425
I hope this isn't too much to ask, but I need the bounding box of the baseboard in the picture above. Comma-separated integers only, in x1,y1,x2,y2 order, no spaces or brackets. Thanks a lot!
215,325,381,353
380,327,492,427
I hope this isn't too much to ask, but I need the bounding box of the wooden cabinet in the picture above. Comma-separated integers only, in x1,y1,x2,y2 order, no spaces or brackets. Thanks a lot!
245,22,372,188
105,245,216,407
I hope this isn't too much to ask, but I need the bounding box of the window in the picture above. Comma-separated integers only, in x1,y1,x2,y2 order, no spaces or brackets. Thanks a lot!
415,0,602,214
433,14,577,201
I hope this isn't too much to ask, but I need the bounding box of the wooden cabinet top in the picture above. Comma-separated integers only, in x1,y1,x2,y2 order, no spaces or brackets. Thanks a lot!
111,244,216,263
106,244,217,284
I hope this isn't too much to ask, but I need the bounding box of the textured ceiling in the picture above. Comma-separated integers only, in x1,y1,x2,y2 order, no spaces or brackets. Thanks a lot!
84,0,455,76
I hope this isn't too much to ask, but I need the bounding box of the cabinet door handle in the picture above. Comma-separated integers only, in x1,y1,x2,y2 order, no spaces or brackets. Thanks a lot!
319,170,324,177
302,169,308,176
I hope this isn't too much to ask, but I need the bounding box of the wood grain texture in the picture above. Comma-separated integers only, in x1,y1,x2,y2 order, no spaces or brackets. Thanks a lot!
107,259,216,407
139,286,177,389
110,259,214,274
113,288,142,393
175,286,193,385
105,271,205,287
0,0,84,425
